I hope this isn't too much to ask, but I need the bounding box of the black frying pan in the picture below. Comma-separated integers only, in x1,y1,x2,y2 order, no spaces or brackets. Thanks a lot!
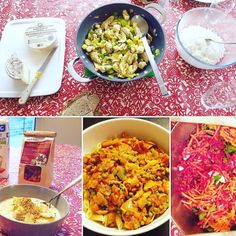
68,3,166,83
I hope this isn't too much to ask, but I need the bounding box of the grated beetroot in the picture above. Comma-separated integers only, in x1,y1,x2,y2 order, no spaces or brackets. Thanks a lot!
177,124,236,232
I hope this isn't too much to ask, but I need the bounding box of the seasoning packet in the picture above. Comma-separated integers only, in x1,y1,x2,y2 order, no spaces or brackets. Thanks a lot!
18,131,56,187
0,119,9,179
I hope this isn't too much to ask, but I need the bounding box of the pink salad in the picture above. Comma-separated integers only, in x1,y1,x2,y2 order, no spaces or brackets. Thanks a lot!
177,124,236,232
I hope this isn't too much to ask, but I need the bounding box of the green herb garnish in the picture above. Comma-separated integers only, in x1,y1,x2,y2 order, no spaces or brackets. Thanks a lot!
225,144,236,154
199,212,207,220
209,204,216,212
213,174,221,184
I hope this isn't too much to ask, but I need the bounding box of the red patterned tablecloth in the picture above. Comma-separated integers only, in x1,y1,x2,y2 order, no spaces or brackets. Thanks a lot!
171,222,184,236
0,144,82,236
0,0,236,116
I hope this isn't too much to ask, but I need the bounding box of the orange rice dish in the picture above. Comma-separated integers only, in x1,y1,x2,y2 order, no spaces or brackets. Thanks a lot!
83,132,169,230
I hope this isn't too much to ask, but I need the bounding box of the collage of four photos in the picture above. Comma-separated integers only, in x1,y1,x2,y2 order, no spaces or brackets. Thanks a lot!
0,0,236,236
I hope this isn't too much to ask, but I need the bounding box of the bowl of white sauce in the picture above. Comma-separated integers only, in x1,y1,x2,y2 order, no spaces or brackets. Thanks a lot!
0,185,69,236
176,7,236,69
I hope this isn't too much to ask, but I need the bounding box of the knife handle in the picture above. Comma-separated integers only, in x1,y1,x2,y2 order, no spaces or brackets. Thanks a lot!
18,71,42,105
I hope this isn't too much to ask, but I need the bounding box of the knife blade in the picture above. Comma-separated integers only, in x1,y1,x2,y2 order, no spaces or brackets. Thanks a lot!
18,46,57,105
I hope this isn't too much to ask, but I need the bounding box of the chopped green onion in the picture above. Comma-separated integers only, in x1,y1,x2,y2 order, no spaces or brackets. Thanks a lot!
199,212,207,220
213,174,221,184
225,144,236,154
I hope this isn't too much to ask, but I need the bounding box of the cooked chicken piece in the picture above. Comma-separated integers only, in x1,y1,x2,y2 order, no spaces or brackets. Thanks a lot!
128,62,138,74
101,48,107,55
94,23,100,29
118,32,127,43
111,53,121,62
119,61,129,76
94,63,112,73
101,16,115,30
124,52,138,65
92,34,98,39
95,28,103,35
104,29,113,40
86,46,94,52
136,45,145,54
123,51,131,63
113,24,121,32
121,27,133,39
141,52,149,63
130,46,136,53
138,61,147,69
114,43,127,52
122,10,130,21
113,63,120,72
90,51,101,64
105,42,113,53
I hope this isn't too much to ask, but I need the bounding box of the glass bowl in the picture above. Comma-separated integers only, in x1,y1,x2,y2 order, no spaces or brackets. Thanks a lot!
175,7,236,69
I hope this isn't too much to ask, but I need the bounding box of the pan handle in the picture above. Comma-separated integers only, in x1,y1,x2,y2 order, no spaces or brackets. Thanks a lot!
145,3,166,24
68,57,93,83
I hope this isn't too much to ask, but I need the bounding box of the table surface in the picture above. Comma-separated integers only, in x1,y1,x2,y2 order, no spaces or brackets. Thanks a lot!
0,0,236,116
0,144,82,236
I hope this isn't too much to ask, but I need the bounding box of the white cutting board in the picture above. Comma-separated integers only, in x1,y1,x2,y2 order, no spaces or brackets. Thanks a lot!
0,18,66,97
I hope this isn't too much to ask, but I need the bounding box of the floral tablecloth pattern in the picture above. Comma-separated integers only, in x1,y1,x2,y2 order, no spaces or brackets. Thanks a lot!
0,0,235,116
0,144,82,236
171,222,184,236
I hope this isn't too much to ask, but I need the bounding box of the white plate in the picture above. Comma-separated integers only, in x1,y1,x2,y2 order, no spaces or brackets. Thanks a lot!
0,18,66,98
194,0,225,3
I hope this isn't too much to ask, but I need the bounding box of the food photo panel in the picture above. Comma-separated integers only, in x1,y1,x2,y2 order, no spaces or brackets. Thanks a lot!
0,117,82,236
171,117,236,236
0,0,236,116
83,117,170,236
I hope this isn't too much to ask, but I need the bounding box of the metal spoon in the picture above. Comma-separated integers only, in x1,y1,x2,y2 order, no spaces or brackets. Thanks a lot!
45,175,82,206
205,38,236,45
132,15,171,97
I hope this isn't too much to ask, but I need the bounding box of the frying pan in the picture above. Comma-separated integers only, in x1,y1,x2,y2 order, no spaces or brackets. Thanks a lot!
68,3,166,82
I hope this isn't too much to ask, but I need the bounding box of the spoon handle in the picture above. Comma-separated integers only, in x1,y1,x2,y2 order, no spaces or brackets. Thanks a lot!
142,37,171,97
212,40,236,45
49,175,82,203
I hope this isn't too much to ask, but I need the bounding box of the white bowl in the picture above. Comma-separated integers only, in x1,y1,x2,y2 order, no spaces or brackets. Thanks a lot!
83,118,170,235
0,185,69,236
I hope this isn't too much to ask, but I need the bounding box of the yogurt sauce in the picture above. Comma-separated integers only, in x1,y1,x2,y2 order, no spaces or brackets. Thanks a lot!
0,197,60,224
